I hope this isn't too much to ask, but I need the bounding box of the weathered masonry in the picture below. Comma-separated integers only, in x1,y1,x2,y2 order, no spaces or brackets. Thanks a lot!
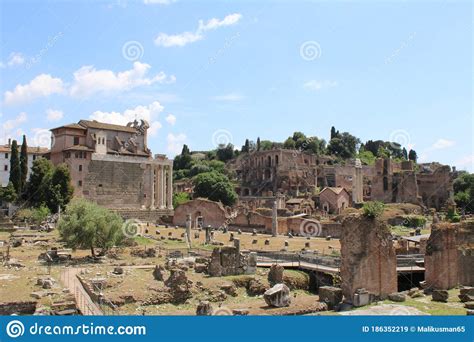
48,119,173,213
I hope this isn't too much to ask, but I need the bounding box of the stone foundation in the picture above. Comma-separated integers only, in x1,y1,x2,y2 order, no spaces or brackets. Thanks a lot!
340,215,397,301
425,220,474,289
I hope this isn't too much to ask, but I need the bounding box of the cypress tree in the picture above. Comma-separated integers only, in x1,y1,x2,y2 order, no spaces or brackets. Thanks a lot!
9,140,20,194
19,135,28,192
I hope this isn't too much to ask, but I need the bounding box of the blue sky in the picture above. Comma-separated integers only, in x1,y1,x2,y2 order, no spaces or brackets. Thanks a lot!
1,0,472,171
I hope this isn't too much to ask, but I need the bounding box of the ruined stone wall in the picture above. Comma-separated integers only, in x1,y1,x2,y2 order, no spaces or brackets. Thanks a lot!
82,159,151,208
417,166,453,210
173,198,228,228
340,215,397,301
425,221,474,289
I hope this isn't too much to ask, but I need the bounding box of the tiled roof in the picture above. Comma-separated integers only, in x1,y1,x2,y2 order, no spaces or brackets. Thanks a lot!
51,123,86,131
78,120,137,133
0,145,49,154
63,145,95,152
321,187,348,196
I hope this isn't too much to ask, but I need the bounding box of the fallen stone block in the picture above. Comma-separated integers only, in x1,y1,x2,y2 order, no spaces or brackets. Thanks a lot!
432,290,449,303
264,284,291,308
388,293,406,302
196,301,213,316
318,286,343,310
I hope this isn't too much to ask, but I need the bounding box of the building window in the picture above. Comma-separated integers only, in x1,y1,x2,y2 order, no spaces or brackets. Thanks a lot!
74,137,79,145
4,153,8,159
65,152,71,158
4,165,7,171
79,165,82,172
78,180,82,187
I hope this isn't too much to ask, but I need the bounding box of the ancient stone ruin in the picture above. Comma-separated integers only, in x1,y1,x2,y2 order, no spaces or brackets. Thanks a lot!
207,238,256,277
340,214,397,301
425,220,474,289
264,284,291,308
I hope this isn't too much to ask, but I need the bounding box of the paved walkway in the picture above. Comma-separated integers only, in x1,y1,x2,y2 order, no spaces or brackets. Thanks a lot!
60,268,103,316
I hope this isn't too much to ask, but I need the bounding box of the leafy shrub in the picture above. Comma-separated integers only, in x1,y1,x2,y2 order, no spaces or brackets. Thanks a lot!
402,215,426,228
362,201,385,219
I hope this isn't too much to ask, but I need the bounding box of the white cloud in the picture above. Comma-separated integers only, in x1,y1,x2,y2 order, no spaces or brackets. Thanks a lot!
167,133,187,155
148,121,163,136
7,52,25,67
0,112,27,144
90,101,164,137
456,155,474,171
432,138,455,150
165,114,176,125
144,0,175,4
4,74,64,105
46,109,64,122
211,92,245,102
70,62,176,98
154,13,242,47
303,80,338,91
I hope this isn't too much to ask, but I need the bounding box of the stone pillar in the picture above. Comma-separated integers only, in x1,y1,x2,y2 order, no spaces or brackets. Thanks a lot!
156,165,164,209
160,165,165,209
272,199,278,237
205,225,212,244
167,165,173,210
149,165,155,209
352,158,363,204
425,221,473,289
340,215,397,301
185,214,192,245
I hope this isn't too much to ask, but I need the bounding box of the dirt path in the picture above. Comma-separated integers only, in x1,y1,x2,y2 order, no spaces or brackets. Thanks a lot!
60,268,103,316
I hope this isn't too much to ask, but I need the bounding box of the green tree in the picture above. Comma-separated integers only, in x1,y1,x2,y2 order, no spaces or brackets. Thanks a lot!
241,139,250,153
0,182,17,203
357,150,376,165
216,143,234,162
58,199,125,256
283,137,296,149
362,201,385,219
330,126,337,140
257,137,261,151
453,172,474,213
260,140,274,151
402,147,408,160
173,192,191,208
327,132,360,159
23,158,54,206
408,149,418,162
47,163,74,212
9,140,20,194
193,171,237,206
19,135,28,193
173,144,193,170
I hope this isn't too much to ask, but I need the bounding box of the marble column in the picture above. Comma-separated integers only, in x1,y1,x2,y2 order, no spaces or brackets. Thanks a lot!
150,165,155,209
156,165,163,209
160,165,166,209
167,165,173,210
